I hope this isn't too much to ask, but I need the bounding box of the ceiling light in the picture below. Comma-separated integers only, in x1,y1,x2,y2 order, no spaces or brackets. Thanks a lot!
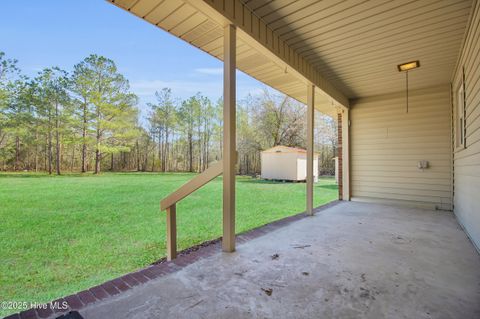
397,60,420,72
397,60,420,114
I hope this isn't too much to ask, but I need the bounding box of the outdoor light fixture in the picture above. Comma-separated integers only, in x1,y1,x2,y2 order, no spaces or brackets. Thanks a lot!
397,60,420,113
397,60,420,72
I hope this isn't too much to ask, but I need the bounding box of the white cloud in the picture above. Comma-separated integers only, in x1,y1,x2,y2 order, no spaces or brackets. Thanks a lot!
239,87,264,97
130,79,222,99
130,79,266,103
194,67,223,75
30,66,45,73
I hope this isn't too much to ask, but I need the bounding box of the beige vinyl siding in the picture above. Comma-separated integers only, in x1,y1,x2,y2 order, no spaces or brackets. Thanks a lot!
452,0,480,250
350,85,453,210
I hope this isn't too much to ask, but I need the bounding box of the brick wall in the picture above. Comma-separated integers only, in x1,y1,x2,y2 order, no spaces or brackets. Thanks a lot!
337,112,343,200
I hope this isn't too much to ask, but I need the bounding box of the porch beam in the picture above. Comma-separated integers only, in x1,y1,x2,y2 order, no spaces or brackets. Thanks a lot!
222,24,236,252
306,84,315,215
183,0,349,108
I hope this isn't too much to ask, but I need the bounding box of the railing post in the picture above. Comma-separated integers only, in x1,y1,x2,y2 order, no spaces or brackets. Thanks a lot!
166,204,177,260
306,84,315,215
223,24,236,252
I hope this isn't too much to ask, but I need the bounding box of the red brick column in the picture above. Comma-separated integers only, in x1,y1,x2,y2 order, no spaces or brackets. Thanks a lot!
337,112,343,200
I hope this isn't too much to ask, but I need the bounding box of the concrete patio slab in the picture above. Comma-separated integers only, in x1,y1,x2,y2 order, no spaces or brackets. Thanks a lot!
56,202,480,318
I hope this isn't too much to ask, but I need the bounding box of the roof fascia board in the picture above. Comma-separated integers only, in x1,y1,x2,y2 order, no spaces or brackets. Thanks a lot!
184,0,349,108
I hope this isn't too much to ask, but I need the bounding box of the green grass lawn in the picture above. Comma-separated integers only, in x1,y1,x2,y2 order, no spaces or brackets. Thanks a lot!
0,172,337,316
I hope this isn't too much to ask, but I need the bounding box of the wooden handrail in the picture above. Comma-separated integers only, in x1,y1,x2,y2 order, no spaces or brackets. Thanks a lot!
160,161,223,260
160,161,223,211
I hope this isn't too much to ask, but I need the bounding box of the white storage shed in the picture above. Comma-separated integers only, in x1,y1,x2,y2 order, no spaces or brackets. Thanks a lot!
261,146,319,182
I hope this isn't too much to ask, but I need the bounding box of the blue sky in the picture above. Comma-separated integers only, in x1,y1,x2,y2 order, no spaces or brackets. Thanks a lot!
0,0,266,118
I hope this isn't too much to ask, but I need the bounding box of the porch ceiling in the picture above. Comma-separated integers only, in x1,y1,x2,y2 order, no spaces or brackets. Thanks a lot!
244,0,473,98
110,0,473,108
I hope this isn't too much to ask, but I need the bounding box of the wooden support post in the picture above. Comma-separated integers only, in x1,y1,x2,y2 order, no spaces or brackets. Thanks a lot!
306,84,315,215
166,204,177,260
342,108,351,201
223,24,236,252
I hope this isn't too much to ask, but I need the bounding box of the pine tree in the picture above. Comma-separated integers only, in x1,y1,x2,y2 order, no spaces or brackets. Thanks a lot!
32,68,70,174
73,55,139,174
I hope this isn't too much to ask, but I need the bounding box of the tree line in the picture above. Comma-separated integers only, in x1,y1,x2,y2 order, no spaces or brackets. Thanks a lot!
0,51,337,175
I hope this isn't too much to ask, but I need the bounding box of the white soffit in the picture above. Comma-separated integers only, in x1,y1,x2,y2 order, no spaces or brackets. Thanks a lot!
243,0,473,98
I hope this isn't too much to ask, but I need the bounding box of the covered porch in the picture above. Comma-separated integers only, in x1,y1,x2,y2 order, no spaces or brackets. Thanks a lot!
107,0,480,260
102,0,480,317
10,0,480,317
73,202,480,318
